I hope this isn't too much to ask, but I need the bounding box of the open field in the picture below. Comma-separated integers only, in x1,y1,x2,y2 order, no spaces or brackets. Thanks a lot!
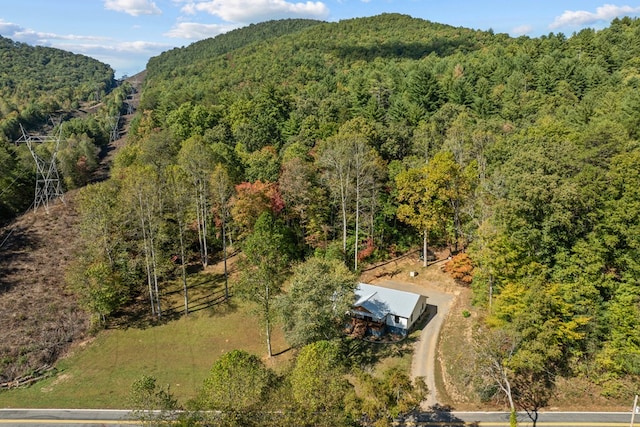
0,298,289,408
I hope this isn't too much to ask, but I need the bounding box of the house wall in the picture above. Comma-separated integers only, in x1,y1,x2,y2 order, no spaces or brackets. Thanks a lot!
385,314,408,330
407,295,428,330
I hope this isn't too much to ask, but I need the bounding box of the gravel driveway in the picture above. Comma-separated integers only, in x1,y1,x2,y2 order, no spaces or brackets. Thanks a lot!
370,263,457,408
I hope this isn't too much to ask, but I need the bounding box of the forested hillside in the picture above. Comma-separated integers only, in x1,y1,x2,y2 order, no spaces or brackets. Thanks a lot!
146,18,323,78
0,36,115,222
3,13,640,417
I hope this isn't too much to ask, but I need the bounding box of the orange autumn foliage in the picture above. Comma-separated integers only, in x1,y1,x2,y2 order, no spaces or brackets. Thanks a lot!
443,252,474,286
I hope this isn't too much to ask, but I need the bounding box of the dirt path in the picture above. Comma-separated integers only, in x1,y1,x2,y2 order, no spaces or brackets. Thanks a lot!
91,74,143,182
360,255,459,408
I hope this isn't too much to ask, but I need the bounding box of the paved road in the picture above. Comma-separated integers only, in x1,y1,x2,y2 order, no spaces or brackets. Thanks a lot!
0,409,139,426
0,409,635,426
413,410,637,426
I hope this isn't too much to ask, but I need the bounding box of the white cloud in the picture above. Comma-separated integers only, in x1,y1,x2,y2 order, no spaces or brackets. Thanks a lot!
511,24,533,36
180,0,330,24
165,22,237,39
0,19,22,35
0,19,110,46
550,3,640,29
104,0,162,16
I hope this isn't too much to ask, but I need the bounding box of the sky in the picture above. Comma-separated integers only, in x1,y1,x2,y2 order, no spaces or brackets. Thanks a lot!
2,1,640,78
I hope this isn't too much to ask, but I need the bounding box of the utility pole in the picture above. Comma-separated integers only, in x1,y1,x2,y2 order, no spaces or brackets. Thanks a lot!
631,394,638,427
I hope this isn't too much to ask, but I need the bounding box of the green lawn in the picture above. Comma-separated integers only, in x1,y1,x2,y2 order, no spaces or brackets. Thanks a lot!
0,264,414,410
0,300,288,409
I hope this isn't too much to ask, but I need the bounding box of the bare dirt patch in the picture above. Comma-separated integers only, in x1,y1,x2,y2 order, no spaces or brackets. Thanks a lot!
0,196,89,384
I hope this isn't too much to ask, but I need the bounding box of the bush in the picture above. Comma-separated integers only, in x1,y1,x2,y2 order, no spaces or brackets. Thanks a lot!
443,253,474,286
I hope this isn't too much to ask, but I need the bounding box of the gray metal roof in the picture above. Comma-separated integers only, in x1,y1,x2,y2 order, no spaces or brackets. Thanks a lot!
354,283,424,321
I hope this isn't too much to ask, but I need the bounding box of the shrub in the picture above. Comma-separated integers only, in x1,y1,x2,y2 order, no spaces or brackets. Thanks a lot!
443,253,474,286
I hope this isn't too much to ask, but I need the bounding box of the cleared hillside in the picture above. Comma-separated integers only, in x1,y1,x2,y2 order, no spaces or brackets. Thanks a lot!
0,197,87,384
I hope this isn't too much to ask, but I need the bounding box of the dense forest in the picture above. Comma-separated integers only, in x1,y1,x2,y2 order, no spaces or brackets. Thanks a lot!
0,36,115,221
2,12,640,422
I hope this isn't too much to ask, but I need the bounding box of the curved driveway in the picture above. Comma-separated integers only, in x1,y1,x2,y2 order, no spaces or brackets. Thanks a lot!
373,277,455,408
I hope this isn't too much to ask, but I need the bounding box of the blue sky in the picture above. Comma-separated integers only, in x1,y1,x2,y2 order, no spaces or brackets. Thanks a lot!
2,1,640,78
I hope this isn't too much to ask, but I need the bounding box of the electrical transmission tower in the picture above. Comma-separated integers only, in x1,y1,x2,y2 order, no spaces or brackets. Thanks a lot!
109,114,120,142
16,124,65,213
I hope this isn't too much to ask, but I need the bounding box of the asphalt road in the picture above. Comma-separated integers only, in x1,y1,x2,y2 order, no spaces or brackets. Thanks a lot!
415,410,637,426
0,409,636,426
0,409,139,426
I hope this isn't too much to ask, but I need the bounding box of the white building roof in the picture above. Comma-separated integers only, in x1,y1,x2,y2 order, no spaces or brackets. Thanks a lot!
353,283,424,321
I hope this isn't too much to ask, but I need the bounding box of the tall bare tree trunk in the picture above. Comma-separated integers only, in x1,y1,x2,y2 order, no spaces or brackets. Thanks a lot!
222,219,229,300
265,282,272,357
194,184,209,267
150,236,161,317
138,194,156,317
178,220,188,315
354,183,360,270
340,178,348,253
146,204,161,317
423,229,428,267
199,187,208,266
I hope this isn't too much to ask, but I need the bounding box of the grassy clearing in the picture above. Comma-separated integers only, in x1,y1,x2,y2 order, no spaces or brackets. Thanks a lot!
0,269,289,409
0,255,418,410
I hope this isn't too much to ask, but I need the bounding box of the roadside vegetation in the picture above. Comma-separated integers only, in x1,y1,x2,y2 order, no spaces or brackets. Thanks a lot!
1,12,639,423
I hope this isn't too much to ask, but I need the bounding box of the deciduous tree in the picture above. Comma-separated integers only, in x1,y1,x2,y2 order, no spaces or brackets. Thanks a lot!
178,135,215,267
210,164,234,300
318,120,383,268
166,165,192,315
199,349,274,411
236,212,293,356
278,256,356,348
357,367,427,427
290,340,355,426
230,180,284,239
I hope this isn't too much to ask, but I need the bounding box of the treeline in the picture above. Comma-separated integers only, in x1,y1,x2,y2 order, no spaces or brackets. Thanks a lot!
73,12,639,410
130,343,426,427
0,37,120,222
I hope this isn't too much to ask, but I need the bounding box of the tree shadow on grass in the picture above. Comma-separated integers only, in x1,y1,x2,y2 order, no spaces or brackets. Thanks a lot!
272,347,292,357
109,293,159,330
163,272,235,321
110,272,235,329
342,332,418,368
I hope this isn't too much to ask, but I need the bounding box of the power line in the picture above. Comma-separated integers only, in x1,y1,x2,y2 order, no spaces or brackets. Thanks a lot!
0,200,35,250
0,174,21,198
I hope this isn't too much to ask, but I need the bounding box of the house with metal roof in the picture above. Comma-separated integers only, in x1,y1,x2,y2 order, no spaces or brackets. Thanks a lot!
352,283,428,336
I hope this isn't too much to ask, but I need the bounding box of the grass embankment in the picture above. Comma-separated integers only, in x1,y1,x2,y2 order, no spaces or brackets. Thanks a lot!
0,269,289,409
0,302,288,408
